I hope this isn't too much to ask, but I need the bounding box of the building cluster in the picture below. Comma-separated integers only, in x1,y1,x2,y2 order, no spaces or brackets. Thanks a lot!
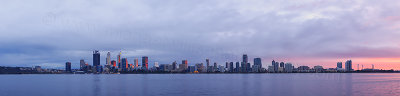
0,66,63,74
1,50,395,74
61,50,396,74
266,60,355,73
65,51,268,74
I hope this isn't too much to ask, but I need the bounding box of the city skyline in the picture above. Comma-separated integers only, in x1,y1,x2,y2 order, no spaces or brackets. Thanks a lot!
61,50,388,72
1,0,400,70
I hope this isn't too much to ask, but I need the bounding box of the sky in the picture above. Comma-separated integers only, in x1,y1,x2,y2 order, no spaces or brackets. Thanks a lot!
0,0,400,70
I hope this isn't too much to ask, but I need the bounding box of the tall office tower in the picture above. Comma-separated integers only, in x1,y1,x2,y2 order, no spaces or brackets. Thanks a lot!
214,62,218,71
142,56,149,70
235,62,240,72
254,58,262,68
182,60,188,69
206,59,210,71
272,60,275,65
284,63,293,73
195,63,204,72
172,61,177,70
65,62,72,72
243,54,248,64
280,62,285,68
345,60,352,72
246,63,251,72
134,58,139,68
241,62,246,72
117,51,121,68
337,62,343,68
106,52,111,65
273,60,279,72
93,50,100,67
226,62,229,68
80,59,85,71
111,60,116,67
229,62,234,72
121,58,128,71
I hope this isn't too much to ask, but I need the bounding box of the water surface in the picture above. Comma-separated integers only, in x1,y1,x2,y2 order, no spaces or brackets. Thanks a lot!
1,73,399,96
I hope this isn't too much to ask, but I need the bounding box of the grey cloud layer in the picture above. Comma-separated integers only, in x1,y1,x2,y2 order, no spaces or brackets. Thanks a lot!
0,0,399,68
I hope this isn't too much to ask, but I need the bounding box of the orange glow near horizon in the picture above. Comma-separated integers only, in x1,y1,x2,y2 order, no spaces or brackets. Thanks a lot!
268,57,400,70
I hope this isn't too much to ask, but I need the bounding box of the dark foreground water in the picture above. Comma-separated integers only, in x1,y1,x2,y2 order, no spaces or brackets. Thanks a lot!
1,73,400,96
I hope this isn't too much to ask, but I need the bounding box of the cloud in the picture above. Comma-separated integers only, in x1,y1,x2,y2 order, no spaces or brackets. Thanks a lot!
0,0,399,69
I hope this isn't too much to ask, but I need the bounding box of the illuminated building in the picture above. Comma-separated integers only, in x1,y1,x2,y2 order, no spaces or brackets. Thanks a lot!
142,56,148,70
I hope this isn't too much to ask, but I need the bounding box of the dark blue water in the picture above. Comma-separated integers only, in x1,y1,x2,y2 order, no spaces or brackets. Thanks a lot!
1,73,400,96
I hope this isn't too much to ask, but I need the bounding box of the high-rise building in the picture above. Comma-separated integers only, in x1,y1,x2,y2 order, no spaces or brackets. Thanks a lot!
106,52,111,65
206,59,210,71
214,62,218,71
134,58,139,68
280,62,285,68
241,62,246,72
254,58,262,69
229,62,234,72
80,59,85,71
117,51,121,68
182,60,188,69
93,50,100,67
345,60,352,72
195,63,204,72
65,62,72,72
272,60,279,72
337,62,343,69
243,54,248,64
111,60,116,67
235,62,240,72
225,62,229,68
172,61,177,70
284,63,293,73
121,58,128,71
142,56,148,70
246,63,251,72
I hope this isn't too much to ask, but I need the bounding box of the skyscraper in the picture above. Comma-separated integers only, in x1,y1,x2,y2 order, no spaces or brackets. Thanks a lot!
142,56,148,70
121,58,128,71
80,59,85,71
243,54,248,64
280,62,285,68
182,60,188,69
284,63,293,73
235,62,240,72
106,52,111,65
345,60,352,72
134,58,139,68
241,62,246,72
272,60,279,72
93,50,100,67
206,59,210,71
225,62,229,68
65,62,72,72
254,58,262,69
337,62,343,69
111,60,116,67
214,62,218,71
117,51,121,68
172,61,177,70
229,62,234,72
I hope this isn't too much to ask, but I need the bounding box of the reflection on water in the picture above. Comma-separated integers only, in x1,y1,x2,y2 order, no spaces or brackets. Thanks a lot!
1,73,400,96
